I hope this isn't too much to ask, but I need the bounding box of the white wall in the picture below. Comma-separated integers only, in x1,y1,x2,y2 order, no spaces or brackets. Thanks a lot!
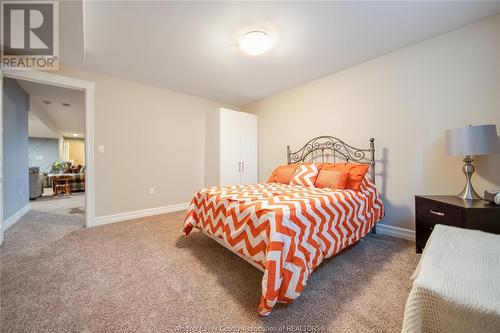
204,108,221,187
29,137,59,173
54,67,233,217
242,15,500,231
65,138,85,166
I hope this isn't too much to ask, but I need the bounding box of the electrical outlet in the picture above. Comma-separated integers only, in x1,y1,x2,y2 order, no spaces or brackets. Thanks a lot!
97,145,105,153
149,187,155,195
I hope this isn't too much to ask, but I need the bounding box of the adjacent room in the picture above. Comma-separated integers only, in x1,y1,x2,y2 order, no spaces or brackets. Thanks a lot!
2,77,87,234
24,80,86,196
1,1,499,332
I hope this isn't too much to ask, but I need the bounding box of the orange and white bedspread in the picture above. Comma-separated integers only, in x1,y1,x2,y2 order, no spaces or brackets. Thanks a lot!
183,177,384,316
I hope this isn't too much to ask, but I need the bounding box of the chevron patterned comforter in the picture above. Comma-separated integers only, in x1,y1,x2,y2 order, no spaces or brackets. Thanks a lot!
183,177,384,316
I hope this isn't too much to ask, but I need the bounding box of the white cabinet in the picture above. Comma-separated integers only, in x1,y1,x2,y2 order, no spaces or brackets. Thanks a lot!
219,109,243,185
238,112,258,185
206,108,258,186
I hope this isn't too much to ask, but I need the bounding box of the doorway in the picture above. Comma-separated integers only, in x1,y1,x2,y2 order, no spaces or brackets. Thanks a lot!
1,70,95,244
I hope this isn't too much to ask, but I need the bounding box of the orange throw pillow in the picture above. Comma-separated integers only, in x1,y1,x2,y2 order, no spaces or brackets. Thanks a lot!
276,167,297,184
319,163,370,191
266,164,300,184
315,170,349,189
290,164,319,187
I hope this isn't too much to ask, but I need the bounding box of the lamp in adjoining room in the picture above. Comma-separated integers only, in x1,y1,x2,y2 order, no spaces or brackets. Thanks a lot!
445,124,498,200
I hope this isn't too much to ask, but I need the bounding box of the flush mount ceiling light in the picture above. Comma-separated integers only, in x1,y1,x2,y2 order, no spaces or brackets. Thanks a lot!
238,31,272,56
73,134,78,137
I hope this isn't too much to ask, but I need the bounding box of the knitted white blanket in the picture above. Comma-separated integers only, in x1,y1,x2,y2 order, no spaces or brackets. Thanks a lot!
402,224,500,333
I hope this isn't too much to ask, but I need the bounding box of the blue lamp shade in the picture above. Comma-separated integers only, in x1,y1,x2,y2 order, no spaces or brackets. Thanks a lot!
445,124,498,156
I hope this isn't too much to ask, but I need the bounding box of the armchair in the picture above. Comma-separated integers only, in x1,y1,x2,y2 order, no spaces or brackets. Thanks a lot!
29,167,44,199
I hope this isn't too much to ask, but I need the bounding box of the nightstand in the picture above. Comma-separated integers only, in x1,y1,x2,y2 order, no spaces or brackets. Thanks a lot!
415,195,500,253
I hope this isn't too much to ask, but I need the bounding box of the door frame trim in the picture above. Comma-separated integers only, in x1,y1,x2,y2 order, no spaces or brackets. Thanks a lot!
2,69,95,228
0,71,3,245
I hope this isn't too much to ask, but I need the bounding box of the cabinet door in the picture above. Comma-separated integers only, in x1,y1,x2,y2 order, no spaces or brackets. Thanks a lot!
239,112,258,185
219,108,241,186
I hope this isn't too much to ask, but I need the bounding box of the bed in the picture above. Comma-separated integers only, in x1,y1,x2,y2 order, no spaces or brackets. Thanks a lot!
183,136,384,315
402,224,500,332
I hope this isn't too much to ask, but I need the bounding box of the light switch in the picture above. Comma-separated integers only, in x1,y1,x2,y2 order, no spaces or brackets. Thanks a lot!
97,145,105,153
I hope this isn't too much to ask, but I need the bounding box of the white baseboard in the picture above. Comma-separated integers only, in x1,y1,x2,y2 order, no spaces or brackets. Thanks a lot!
3,204,30,231
89,202,190,227
376,223,415,241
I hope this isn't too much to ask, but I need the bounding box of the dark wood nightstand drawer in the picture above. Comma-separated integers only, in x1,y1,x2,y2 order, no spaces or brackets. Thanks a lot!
415,195,500,253
415,196,467,253
416,221,434,251
416,198,463,228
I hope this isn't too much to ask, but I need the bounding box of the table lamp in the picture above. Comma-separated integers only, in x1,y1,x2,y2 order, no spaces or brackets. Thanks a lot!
445,124,498,200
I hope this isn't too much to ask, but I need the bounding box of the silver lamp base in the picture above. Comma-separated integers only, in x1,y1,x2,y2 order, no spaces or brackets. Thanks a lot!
457,156,482,200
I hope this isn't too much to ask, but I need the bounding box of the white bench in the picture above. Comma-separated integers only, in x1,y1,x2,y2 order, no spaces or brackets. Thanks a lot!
402,224,500,333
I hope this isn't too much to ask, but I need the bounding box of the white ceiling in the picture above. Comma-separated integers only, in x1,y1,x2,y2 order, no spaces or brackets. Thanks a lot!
60,1,500,106
28,111,58,139
17,79,85,138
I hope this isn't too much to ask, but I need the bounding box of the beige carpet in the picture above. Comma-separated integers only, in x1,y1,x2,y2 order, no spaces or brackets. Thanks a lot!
1,199,419,332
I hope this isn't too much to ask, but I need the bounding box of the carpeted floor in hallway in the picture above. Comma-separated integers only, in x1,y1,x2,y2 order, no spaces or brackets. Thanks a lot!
1,199,419,332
